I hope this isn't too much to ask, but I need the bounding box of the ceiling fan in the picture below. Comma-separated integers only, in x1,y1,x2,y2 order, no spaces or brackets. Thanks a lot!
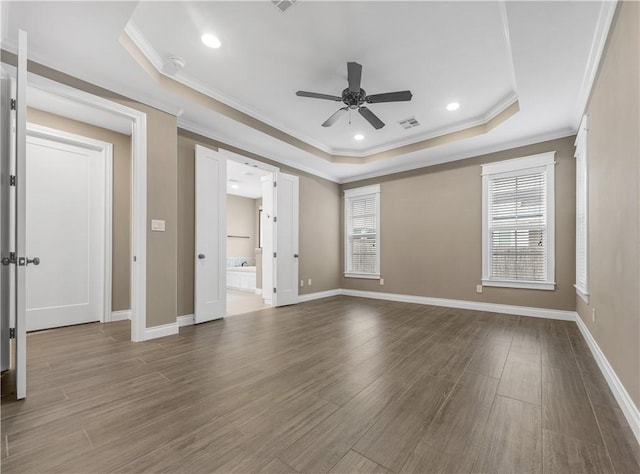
296,61,412,130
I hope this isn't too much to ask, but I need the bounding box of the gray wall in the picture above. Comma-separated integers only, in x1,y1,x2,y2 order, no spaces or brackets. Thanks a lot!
577,1,640,407
342,136,576,311
226,195,257,258
26,107,132,313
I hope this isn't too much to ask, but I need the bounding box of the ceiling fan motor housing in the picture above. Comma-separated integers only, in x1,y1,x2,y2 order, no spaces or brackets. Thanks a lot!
342,88,367,109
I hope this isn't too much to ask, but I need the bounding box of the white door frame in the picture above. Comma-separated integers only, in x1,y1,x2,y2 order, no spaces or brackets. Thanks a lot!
25,79,147,342
26,123,113,324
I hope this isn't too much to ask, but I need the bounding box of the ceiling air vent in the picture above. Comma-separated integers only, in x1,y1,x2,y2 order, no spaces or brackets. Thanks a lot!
398,117,420,130
272,0,297,13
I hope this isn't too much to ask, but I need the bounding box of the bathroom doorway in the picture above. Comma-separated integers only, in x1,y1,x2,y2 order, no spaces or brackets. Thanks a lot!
226,159,271,316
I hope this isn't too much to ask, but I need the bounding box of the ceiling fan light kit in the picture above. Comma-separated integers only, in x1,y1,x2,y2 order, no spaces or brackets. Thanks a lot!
296,61,412,130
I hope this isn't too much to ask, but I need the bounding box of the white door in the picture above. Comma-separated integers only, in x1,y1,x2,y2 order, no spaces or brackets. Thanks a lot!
194,144,226,323
2,30,29,399
274,172,299,306
261,174,274,305
0,68,14,372
25,135,106,331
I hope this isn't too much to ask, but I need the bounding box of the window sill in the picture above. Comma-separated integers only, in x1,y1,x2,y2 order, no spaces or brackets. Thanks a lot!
344,273,380,280
574,285,590,304
482,279,555,291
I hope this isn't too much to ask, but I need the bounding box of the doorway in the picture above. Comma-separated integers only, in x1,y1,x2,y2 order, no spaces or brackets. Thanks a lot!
226,160,271,317
193,145,300,324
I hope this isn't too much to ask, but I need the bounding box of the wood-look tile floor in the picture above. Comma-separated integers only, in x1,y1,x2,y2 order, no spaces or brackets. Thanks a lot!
1,296,639,473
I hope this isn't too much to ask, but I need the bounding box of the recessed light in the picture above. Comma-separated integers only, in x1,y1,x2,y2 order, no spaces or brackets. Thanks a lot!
446,102,460,111
354,134,364,141
201,33,221,49
231,184,239,189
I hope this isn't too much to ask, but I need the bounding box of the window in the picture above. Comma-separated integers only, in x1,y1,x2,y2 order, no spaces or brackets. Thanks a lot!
575,116,589,302
482,152,556,290
344,184,380,279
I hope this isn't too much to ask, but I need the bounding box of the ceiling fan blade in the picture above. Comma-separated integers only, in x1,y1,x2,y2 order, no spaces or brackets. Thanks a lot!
365,90,413,103
347,62,362,93
296,91,342,101
358,107,385,130
322,107,348,127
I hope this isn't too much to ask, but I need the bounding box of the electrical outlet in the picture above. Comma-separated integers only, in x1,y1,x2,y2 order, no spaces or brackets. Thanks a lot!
476,285,483,294
308,278,312,286
380,278,385,285
300,280,304,287
592,307,596,323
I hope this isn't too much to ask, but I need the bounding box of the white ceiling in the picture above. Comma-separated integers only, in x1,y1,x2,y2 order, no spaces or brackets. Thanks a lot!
1,1,614,183
227,159,270,199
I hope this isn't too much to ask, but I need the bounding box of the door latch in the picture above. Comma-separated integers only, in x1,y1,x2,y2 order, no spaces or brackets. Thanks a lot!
1,252,16,266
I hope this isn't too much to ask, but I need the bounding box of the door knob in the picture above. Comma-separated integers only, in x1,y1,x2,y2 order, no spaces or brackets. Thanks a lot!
198,254,206,260
26,257,40,266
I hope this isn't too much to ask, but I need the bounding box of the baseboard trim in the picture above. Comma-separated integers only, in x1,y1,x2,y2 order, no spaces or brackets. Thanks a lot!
340,289,576,321
177,314,194,327
575,313,640,445
298,289,343,303
110,310,131,322
255,288,262,295
144,322,179,341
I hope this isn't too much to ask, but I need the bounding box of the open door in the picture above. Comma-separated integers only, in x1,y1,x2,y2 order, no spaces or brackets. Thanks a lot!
1,30,28,399
274,172,299,307
194,144,226,323
0,59,13,373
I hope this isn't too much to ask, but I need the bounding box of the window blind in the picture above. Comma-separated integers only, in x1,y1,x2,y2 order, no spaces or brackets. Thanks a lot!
488,171,547,281
346,193,378,275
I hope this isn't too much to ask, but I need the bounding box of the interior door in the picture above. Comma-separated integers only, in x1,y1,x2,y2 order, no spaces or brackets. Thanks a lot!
274,172,299,306
25,135,106,331
2,30,29,399
194,144,226,323
0,66,14,373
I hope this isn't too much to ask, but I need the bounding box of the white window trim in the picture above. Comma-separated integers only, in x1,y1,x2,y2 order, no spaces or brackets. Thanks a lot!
574,115,589,303
344,184,381,279
481,152,556,290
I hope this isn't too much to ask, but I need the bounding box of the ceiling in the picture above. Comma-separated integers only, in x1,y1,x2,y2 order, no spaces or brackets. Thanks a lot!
1,1,615,182
227,159,270,199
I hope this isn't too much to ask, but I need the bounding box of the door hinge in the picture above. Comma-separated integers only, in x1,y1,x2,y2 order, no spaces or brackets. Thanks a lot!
273,287,276,293
9,328,15,339
1,252,16,266
10,99,16,111
273,181,277,187
273,216,277,223
9,175,16,186
273,252,276,258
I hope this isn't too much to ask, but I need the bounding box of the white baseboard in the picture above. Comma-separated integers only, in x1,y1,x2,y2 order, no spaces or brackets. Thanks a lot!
177,314,194,327
255,288,262,295
144,322,178,341
340,289,576,321
298,289,343,303
110,310,131,322
575,314,640,445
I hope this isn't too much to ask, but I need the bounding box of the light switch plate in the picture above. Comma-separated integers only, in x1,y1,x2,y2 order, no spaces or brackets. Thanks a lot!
151,219,166,232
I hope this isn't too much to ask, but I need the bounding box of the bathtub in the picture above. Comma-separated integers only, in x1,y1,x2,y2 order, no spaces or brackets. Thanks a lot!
227,266,257,291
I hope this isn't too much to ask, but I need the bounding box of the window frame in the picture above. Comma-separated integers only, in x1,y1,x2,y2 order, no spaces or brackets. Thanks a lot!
344,184,381,279
481,152,556,291
575,116,589,303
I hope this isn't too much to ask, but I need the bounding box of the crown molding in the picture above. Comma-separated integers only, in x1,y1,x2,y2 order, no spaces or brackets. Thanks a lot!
573,0,618,127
